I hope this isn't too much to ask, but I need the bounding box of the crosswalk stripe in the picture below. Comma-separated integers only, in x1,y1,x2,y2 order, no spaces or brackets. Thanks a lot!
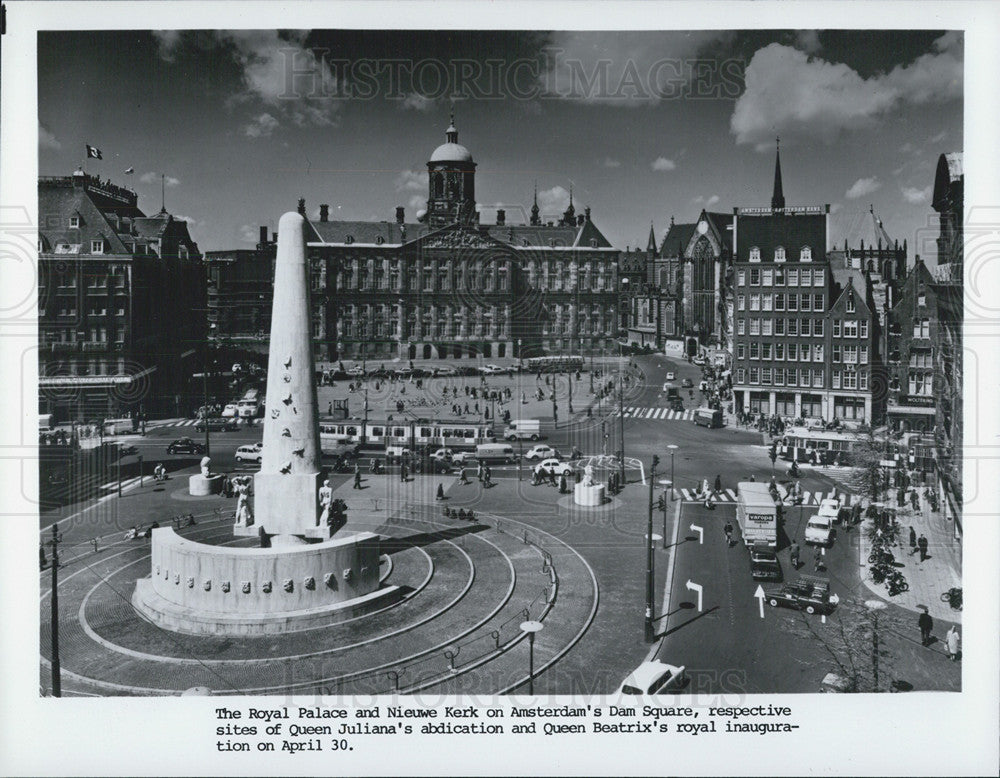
725,489,737,500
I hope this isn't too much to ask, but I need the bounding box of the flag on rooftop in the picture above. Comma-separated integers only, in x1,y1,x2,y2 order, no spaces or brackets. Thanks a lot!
124,166,134,175
86,144,102,159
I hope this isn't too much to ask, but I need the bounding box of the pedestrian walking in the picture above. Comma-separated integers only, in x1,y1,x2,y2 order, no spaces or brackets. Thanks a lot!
476,462,483,482
436,483,445,501
918,608,933,646
723,521,734,546
400,463,408,482
714,474,722,494
908,526,917,555
353,464,361,489
946,625,960,661
789,542,800,570
917,533,929,562
749,473,756,482
460,468,470,485
814,548,823,571
559,473,567,494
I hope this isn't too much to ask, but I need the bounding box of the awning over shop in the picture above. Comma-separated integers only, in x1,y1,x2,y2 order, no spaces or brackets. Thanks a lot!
887,404,935,416
39,366,156,388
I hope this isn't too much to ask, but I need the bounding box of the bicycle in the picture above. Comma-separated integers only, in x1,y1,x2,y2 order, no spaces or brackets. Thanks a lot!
940,587,963,611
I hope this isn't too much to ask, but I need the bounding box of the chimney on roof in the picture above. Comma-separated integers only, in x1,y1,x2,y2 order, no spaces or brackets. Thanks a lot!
585,206,591,221
272,231,278,243
297,198,306,216
319,204,329,222
577,214,585,227
259,226,268,245
395,206,405,224
496,209,506,226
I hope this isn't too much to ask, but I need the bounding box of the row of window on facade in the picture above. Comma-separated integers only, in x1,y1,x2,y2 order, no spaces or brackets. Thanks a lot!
42,326,123,344
737,366,869,390
746,394,865,420
737,292,827,312
737,267,825,287
48,358,128,376
44,268,129,288
737,342,870,364
41,305,127,318
736,317,870,339
746,246,813,263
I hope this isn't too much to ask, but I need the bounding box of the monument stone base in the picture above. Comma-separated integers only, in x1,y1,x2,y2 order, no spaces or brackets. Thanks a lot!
188,473,224,496
574,482,607,506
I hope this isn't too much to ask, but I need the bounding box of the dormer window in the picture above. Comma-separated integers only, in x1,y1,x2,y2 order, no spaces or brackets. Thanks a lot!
91,240,104,254
376,236,385,245
590,238,598,248
749,247,761,262
846,295,856,313
178,245,189,260
344,235,354,245
800,246,812,261
69,215,80,228
774,246,786,262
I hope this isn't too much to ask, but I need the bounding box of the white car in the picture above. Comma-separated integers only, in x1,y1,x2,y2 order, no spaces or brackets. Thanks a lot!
221,403,239,418
433,366,458,376
805,514,835,546
431,448,454,461
817,498,841,523
235,445,262,463
479,364,506,375
533,458,574,478
665,371,676,381
346,366,365,377
451,451,476,465
524,444,558,460
616,660,687,695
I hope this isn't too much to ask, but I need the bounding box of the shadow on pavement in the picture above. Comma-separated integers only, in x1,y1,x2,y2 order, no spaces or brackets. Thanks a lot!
657,605,720,638
380,524,488,554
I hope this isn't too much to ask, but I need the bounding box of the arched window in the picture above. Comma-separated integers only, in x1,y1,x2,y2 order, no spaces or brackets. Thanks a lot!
774,246,786,262
799,245,812,261
432,172,444,198
749,246,761,262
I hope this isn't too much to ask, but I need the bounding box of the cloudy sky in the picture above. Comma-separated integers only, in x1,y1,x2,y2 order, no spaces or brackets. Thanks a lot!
38,29,962,262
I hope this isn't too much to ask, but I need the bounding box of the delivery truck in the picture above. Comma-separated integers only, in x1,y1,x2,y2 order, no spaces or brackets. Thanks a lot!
736,481,778,548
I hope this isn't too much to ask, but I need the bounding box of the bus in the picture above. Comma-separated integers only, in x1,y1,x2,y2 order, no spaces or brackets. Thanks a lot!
318,419,495,450
526,355,584,374
779,426,861,466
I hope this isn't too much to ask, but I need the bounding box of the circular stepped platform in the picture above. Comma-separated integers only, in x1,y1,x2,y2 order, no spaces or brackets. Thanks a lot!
40,505,597,696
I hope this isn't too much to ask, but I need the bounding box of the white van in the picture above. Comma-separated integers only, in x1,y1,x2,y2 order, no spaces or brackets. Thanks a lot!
503,419,541,441
475,443,517,464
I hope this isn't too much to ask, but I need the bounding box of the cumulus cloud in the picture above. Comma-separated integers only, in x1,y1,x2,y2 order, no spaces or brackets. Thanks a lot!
901,185,932,204
239,224,260,243
651,157,676,172
395,169,428,192
153,30,341,131
846,177,882,200
407,194,425,211
139,172,180,186
39,124,61,150
243,113,280,138
401,92,435,112
928,130,947,144
693,194,721,207
173,214,198,227
731,33,962,148
794,30,822,54
536,185,570,216
602,157,621,168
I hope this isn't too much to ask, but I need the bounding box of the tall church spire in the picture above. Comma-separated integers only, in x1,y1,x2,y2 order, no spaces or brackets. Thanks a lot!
646,221,658,256
771,136,785,212
530,180,540,226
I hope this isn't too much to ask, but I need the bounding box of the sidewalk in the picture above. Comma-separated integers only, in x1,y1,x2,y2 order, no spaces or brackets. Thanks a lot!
858,496,962,623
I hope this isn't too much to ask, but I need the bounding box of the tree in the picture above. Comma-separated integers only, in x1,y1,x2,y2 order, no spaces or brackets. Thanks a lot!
848,426,887,505
787,596,906,693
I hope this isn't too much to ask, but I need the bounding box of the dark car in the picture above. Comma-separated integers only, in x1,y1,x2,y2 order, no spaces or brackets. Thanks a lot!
166,437,206,455
681,378,694,388
195,417,239,432
750,543,782,582
668,397,685,412
765,575,839,615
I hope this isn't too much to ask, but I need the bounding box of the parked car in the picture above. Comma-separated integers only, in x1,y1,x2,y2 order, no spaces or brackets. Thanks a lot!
478,363,507,375
235,445,263,463
681,378,694,388
346,366,365,377
385,445,412,462
394,367,413,378
195,417,239,432
451,451,477,465
804,514,835,546
432,365,458,377
524,444,559,461
221,403,239,418
749,543,783,581
431,448,454,462
533,458,574,478
616,660,687,695
166,438,205,456
765,576,840,615
665,371,676,381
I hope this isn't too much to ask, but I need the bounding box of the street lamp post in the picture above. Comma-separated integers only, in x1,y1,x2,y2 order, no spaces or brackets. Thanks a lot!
48,522,62,697
645,455,660,642
658,478,672,549
618,351,626,486
667,444,678,501
865,599,887,692
519,620,544,694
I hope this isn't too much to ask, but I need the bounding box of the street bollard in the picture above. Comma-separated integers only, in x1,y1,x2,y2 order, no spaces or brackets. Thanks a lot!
92,538,99,554
444,648,459,673
491,630,501,649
